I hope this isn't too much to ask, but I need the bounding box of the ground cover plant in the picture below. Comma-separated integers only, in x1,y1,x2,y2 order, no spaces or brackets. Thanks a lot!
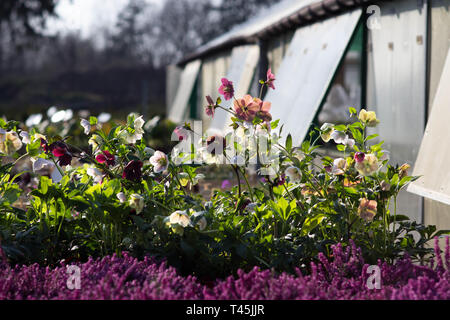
0,68,448,292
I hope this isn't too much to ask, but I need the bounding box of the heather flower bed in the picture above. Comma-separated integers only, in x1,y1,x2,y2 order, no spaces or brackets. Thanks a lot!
1,239,448,300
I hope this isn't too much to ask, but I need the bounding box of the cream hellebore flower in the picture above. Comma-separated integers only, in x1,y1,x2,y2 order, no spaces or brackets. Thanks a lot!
86,167,103,184
292,147,305,162
285,166,302,183
191,211,207,231
331,158,347,175
355,153,379,176
121,115,145,144
358,109,379,127
117,192,126,203
165,210,193,235
357,198,377,222
0,130,23,155
320,123,335,142
80,119,91,135
129,194,145,214
19,131,31,144
149,150,169,173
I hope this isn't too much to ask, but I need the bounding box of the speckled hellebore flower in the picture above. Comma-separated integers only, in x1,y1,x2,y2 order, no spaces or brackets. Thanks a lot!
285,166,302,183
173,126,188,141
218,78,234,100
129,194,145,214
149,150,168,173
331,158,347,175
0,130,23,155
266,68,276,90
96,150,115,167
358,198,377,222
233,95,259,122
355,153,379,176
358,109,379,127
122,160,143,181
320,123,335,143
80,119,91,135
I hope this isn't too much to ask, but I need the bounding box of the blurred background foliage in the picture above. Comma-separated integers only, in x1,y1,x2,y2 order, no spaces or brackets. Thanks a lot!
0,0,281,121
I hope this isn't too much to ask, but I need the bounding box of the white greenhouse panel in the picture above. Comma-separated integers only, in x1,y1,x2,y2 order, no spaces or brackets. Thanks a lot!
266,9,362,146
408,46,450,205
366,0,427,222
168,60,201,123
208,45,260,133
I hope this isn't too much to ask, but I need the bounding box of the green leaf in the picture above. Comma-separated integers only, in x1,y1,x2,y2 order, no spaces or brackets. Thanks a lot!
89,116,98,126
286,134,292,152
349,107,357,115
301,214,326,236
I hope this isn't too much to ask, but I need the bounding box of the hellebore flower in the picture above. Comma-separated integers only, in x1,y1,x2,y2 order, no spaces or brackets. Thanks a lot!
96,150,115,167
233,95,259,122
354,152,365,163
285,166,302,183
355,153,379,176
266,68,276,90
121,115,145,144
358,109,380,127
380,180,391,191
149,151,169,173
31,157,55,174
205,95,216,117
320,123,335,143
117,192,126,203
86,167,103,184
218,78,234,100
254,98,272,122
80,119,91,135
331,131,354,148
331,158,347,175
88,134,102,150
0,130,23,155
191,211,207,231
19,131,31,144
173,126,188,142
399,163,411,179
49,141,72,166
122,160,143,181
358,198,377,222
206,134,226,156
165,210,193,236
129,194,145,214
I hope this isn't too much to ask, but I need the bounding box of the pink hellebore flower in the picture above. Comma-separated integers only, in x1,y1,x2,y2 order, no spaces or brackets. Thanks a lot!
205,95,216,118
266,68,276,90
254,98,272,122
233,95,259,122
218,78,234,101
149,150,169,173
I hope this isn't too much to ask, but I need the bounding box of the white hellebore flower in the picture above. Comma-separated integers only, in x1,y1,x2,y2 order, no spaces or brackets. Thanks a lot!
320,123,335,142
122,115,145,144
86,167,103,184
117,192,126,203
0,130,23,155
149,150,169,173
285,166,302,183
19,131,31,144
31,157,55,173
129,194,144,214
80,119,91,135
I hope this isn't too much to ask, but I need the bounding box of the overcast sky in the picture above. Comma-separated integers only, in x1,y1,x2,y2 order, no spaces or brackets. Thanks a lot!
47,0,164,38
